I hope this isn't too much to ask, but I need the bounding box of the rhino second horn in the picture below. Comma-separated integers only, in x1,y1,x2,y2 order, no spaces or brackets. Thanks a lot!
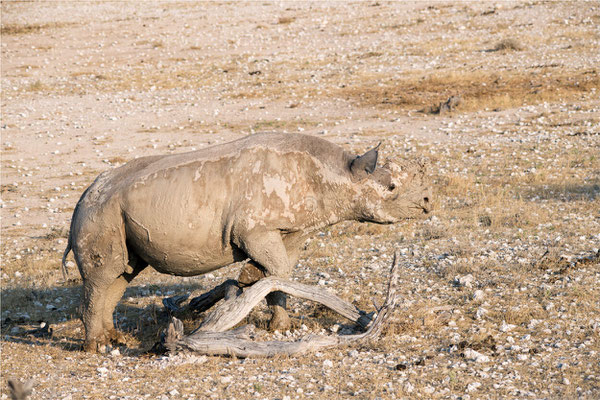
351,142,381,174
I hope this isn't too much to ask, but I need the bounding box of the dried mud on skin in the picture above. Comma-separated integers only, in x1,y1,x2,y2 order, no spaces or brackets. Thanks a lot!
1,1,600,399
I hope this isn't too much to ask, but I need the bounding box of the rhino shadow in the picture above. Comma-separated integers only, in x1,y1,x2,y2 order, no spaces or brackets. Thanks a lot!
0,282,209,352
1,280,363,353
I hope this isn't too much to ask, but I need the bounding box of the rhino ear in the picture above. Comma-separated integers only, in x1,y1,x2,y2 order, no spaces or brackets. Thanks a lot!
351,142,381,175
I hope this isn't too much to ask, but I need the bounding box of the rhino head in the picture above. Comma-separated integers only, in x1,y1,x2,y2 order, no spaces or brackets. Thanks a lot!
349,143,432,224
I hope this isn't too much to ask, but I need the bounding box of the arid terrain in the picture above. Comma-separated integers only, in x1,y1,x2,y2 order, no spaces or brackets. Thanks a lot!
1,1,599,399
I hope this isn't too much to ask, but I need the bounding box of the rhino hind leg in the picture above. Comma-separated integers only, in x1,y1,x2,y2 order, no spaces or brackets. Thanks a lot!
102,253,147,345
81,275,116,352
75,230,134,352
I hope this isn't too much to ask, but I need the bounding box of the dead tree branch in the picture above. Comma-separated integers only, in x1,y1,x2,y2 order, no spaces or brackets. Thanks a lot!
162,252,400,357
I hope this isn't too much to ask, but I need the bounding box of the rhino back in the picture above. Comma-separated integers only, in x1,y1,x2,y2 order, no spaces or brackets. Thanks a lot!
136,133,353,180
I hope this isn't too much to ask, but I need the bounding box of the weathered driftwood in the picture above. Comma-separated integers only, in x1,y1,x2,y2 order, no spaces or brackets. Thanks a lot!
162,252,399,357
193,276,373,333
189,279,242,313
162,294,190,314
163,279,242,314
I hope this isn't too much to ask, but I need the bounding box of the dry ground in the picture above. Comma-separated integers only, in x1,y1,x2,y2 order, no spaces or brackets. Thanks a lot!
1,1,599,399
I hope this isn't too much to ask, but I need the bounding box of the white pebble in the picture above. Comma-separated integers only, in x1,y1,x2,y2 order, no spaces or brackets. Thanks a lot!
467,382,481,392
500,320,516,332
463,348,490,363
472,290,485,301
456,274,474,288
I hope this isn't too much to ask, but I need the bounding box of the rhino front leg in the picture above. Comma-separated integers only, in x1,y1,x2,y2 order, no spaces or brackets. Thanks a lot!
237,260,288,330
235,229,293,331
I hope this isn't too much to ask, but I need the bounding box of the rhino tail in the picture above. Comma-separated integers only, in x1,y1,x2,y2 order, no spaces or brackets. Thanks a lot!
61,235,72,281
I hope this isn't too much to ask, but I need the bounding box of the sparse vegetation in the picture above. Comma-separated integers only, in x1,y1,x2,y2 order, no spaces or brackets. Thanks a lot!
277,17,295,25
491,38,525,52
1,21,73,36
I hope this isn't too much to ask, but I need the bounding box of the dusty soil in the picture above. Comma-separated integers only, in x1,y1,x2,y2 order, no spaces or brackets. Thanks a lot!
1,1,599,399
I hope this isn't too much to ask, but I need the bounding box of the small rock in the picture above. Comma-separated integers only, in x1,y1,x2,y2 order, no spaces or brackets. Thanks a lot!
527,319,541,329
395,363,407,371
456,274,474,288
323,359,333,368
500,320,516,332
463,348,490,363
97,367,109,375
472,290,485,301
558,362,569,370
220,376,232,384
467,382,481,392
169,389,179,396
475,306,488,320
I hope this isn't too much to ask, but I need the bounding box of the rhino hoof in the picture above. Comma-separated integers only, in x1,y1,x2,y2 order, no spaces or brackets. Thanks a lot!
268,311,291,332
107,329,128,346
238,263,266,287
83,339,102,353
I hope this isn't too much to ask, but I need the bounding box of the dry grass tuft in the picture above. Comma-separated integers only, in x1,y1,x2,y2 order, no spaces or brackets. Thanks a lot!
277,17,295,25
341,68,599,112
1,22,73,35
26,80,48,92
491,38,525,52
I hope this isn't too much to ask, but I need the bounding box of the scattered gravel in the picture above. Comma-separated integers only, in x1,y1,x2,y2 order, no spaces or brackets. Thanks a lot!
1,1,599,399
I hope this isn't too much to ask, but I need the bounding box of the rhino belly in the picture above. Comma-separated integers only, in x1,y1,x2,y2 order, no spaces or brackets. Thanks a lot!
122,204,239,277
124,218,238,276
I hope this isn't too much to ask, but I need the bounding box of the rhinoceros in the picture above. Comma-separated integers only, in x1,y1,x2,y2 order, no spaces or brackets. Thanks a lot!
62,132,432,351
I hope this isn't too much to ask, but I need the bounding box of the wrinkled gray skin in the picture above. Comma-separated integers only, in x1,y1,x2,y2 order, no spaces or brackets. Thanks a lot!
62,133,432,351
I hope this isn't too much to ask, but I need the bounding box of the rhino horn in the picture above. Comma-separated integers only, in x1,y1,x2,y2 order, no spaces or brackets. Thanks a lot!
350,142,381,175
